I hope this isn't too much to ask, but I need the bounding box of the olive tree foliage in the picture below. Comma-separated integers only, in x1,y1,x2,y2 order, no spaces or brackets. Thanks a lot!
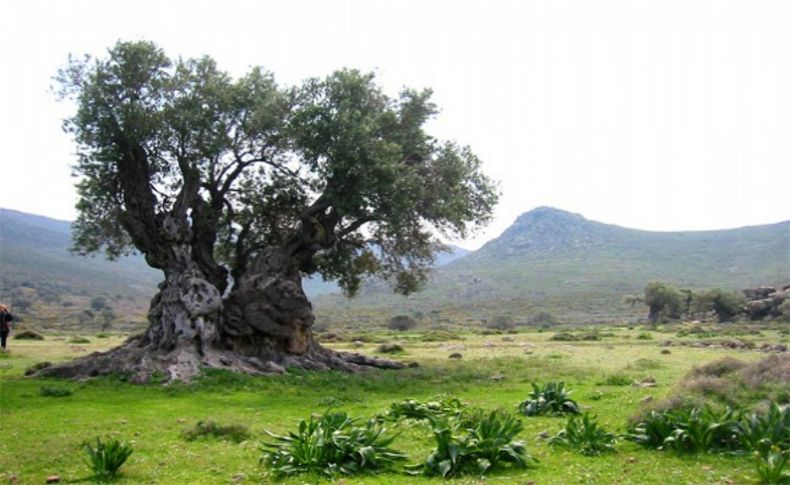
643,281,684,322
693,288,745,323
57,41,499,297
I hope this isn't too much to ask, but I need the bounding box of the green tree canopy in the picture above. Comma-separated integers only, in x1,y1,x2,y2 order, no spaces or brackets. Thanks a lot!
58,41,499,296
694,288,745,322
643,281,683,322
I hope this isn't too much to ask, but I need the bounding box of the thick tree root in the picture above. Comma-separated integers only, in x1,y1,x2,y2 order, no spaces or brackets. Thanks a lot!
34,335,403,383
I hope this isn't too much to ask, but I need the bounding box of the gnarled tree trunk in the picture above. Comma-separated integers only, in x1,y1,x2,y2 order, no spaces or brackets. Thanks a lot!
38,227,402,383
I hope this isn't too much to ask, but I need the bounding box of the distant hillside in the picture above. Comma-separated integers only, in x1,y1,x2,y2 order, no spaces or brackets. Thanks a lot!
3,206,787,329
315,207,789,324
0,209,160,296
0,208,161,330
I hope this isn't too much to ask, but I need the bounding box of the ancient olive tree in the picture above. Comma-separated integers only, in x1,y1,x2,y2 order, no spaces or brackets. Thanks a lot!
643,281,683,322
41,41,498,382
694,288,745,323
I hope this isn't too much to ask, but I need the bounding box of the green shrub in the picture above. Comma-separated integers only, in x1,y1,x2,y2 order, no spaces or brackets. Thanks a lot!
519,382,581,416
599,374,633,386
528,311,556,326
636,332,653,340
419,330,462,342
737,403,790,454
181,420,251,443
14,330,44,340
549,332,576,342
387,315,417,331
626,409,680,449
755,449,789,484
549,413,617,456
414,410,534,477
69,337,91,344
484,316,515,331
695,288,746,323
384,396,465,422
662,407,741,453
84,438,133,480
626,407,742,453
39,386,73,397
261,411,405,478
376,343,404,354
579,332,600,341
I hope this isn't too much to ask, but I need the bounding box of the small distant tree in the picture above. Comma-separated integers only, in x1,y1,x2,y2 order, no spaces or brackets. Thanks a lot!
528,311,556,326
679,289,694,319
90,296,108,311
100,308,116,330
387,315,417,331
694,288,745,323
484,315,515,330
11,296,32,313
643,281,683,322
76,311,93,326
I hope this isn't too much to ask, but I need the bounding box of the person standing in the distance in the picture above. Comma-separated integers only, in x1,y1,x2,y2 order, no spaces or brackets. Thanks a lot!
0,304,14,351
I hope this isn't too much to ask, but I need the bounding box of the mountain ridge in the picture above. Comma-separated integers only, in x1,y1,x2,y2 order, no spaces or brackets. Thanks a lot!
315,206,789,323
2,206,787,326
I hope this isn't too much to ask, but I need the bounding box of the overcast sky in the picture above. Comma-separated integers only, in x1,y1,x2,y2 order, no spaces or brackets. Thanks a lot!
1,0,788,249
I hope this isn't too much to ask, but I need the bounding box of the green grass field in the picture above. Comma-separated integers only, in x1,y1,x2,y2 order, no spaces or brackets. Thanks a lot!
0,325,786,484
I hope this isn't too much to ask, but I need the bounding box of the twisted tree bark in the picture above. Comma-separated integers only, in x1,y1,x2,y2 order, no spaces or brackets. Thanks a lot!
38,219,402,383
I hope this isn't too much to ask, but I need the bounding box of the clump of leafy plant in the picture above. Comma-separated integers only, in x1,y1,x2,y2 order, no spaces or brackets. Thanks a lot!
549,413,617,456
384,396,466,422
413,409,535,477
69,337,91,344
14,330,44,340
181,420,251,443
661,407,741,453
375,343,404,354
754,448,789,484
549,332,576,342
627,406,759,453
84,437,133,480
629,401,789,456
260,411,405,478
737,403,790,454
39,386,73,397
626,408,679,449
519,382,581,416
598,373,633,386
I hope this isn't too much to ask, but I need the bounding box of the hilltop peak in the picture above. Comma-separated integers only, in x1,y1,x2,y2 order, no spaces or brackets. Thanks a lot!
514,206,587,224
476,206,608,257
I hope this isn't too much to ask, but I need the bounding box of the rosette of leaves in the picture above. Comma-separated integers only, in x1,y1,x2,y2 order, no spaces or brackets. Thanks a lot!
519,382,581,416
83,438,133,480
754,448,789,484
414,409,535,477
384,396,466,422
260,411,405,478
738,403,790,455
627,407,741,453
549,413,617,456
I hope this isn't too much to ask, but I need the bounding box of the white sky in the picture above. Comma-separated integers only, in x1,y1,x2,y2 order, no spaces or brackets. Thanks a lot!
1,0,788,249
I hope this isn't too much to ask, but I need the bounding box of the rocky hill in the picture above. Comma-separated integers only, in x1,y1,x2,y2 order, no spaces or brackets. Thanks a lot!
315,207,789,324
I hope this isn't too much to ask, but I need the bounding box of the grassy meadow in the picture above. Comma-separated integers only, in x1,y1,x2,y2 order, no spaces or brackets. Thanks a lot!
0,324,787,484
